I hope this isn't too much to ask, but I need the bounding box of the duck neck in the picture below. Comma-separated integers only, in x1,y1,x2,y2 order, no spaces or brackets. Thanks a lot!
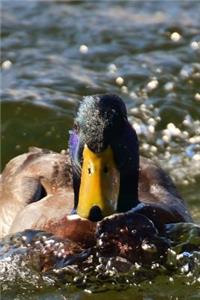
117,167,139,212
111,122,140,212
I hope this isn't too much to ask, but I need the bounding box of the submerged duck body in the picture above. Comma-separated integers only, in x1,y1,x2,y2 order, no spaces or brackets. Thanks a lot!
0,95,192,261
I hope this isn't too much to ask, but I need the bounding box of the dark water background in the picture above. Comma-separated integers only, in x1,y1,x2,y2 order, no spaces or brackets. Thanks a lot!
1,0,200,299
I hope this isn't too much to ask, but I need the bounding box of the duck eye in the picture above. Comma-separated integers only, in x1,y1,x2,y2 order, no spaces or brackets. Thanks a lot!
88,167,92,174
103,166,109,174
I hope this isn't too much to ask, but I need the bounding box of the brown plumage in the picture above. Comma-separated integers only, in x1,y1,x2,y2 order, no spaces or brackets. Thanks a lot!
0,147,192,240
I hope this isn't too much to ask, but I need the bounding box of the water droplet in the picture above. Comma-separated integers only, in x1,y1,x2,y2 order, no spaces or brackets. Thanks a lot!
194,93,200,102
129,91,138,100
108,63,117,73
193,154,200,161
164,82,174,92
79,44,88,54
148,125,155,134
146,79,159,92
141,241,157,253
121,85,128,93
170,32,181,42
116,76,124,86
190,41,200,50
162,135,170,143
2,60,12,70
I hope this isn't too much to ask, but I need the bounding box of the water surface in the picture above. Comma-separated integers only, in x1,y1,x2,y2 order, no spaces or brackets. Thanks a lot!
1,1,200,299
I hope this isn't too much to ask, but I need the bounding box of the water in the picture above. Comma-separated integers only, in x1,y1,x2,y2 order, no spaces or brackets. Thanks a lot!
1,0,200,299
1,224,200,299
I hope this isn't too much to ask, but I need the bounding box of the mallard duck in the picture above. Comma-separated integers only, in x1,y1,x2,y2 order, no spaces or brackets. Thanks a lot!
69,94,192,225
0,94,192,242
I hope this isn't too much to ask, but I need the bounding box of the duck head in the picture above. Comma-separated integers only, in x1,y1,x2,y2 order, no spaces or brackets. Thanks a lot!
69,94,140,221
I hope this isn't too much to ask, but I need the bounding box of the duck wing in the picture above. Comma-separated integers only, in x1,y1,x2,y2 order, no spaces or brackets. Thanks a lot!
138,157,192,226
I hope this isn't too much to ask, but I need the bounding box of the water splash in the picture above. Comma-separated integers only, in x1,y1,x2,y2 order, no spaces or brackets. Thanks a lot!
0,223,200,297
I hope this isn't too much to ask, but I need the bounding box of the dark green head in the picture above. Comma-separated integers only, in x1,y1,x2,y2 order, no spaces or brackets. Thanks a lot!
69,94,139,221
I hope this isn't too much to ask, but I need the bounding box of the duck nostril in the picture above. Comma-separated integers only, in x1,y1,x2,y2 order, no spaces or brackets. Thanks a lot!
88,205,103,222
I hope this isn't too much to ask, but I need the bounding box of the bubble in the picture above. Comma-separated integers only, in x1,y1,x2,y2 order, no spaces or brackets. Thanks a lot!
1,60,12,70
166,123,181,136
44,239,55,245
150,145,157,153
182,180,189,186
41,235,47,241
129,91,138,100
134,262,141,270
189,136,200,144
151,263,160,269
182,131,189,138
130,107,139,115
121,85,128,93
183,115,193,127
180,65,193,79
141,143,149,151
156,115,161,122
170,32,182,42
34,240,41,246
162,135,170,143
181,264,190,273
193,154,200,161
141,241,157,253
133,123,147,135
148,125,155,134
108,63,117,73
21,235,27,242
155,67,162,73
79,44,88,54
98,239,103,246
60,149,67,155
146,78,159,92
115,76,124,86
84,289,92,294
194,93,200,102
147,118,156,126
164,82,175,92
140,103,147,111
190,41,200,50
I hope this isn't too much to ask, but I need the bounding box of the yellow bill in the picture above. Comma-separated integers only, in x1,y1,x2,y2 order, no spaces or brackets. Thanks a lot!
77,144,120,220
